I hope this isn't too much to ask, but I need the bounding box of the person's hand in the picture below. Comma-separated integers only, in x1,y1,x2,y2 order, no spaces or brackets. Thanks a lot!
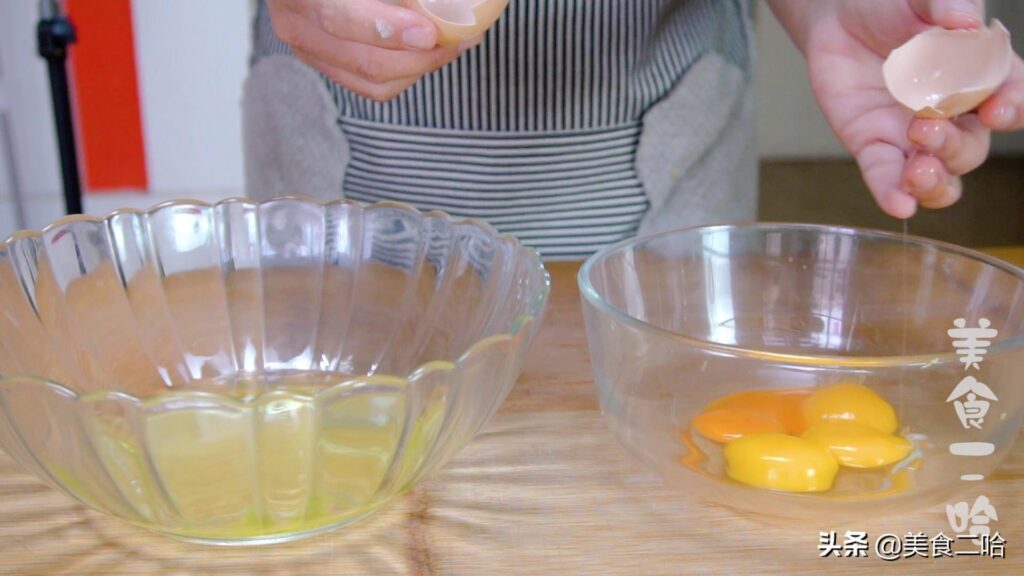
268,0,478,101
783,0,1024,218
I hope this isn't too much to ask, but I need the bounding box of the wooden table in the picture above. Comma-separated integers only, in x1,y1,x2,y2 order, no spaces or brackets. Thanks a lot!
2,248,1022,575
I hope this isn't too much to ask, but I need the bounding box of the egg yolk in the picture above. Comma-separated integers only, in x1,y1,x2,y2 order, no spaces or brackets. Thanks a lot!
802,382,898,434
704,389,812,435
802,421,913,469
691,408,786,443
724,433,839,493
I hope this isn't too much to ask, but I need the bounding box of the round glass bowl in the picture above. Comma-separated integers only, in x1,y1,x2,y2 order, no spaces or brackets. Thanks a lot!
0,197,549,545
579,223,1024,521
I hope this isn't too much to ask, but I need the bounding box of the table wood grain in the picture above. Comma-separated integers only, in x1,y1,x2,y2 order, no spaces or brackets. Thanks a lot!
1,248,1022,575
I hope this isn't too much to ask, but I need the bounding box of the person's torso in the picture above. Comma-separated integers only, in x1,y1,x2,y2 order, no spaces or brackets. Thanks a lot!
254,0,751,259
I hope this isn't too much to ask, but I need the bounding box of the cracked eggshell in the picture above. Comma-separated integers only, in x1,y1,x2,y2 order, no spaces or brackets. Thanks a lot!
883,20,1013,119
405,0,510,47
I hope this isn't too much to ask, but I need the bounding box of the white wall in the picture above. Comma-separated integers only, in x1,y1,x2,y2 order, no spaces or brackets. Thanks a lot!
756,0,1024,159
754,5,846,159
0,67,18,236
0,0,250,238
130,0,250,200
0,0,65,231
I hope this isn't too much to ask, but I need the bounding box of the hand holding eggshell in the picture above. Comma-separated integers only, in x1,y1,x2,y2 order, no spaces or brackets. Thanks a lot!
267,0,477,102
786,0,1024,219
883,20,1013,119
892,17,1022,211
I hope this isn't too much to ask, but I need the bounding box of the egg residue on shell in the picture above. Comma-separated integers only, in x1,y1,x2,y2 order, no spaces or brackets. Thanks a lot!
883,20,1013,119
407,0,511,47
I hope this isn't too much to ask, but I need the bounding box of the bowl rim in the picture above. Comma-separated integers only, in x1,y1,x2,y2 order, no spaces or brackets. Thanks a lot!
578,221,1024,368
0,196,551,401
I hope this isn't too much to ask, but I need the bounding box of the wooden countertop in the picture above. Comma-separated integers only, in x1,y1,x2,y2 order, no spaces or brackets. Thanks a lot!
1,247,1022,575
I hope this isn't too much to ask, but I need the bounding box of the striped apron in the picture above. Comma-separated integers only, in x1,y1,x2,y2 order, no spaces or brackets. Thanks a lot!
252,0,752,259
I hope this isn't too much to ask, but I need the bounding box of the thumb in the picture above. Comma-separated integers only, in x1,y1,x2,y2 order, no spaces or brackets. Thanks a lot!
908,0,985,29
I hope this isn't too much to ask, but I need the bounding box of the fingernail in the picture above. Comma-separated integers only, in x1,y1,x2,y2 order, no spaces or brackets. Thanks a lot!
916,166,940,192
402,26,435,50
948,11,982,28
911,123,946,151
947,0,983,27
990,105,1018,129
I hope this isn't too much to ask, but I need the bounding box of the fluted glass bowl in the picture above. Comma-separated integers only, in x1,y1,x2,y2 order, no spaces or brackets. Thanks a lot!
0,197,549,545
580,223,1024,521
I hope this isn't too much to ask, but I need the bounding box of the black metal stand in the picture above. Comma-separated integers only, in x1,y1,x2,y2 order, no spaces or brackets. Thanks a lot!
37,0,82,215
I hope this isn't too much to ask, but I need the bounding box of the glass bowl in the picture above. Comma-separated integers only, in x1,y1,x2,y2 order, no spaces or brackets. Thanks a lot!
0,197,549,545
579,223,1024,521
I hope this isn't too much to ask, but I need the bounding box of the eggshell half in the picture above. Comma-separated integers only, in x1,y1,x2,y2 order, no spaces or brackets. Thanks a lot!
406,0,510,47
883,20,1013,119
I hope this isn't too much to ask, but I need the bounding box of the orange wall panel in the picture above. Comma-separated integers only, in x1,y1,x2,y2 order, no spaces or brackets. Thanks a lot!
66,0,148,192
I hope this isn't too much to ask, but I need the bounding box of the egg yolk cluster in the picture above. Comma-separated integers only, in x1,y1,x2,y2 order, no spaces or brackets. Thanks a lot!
689,383,912,493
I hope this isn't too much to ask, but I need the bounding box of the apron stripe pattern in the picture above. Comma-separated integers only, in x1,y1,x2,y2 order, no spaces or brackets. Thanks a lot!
254,0,749,259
